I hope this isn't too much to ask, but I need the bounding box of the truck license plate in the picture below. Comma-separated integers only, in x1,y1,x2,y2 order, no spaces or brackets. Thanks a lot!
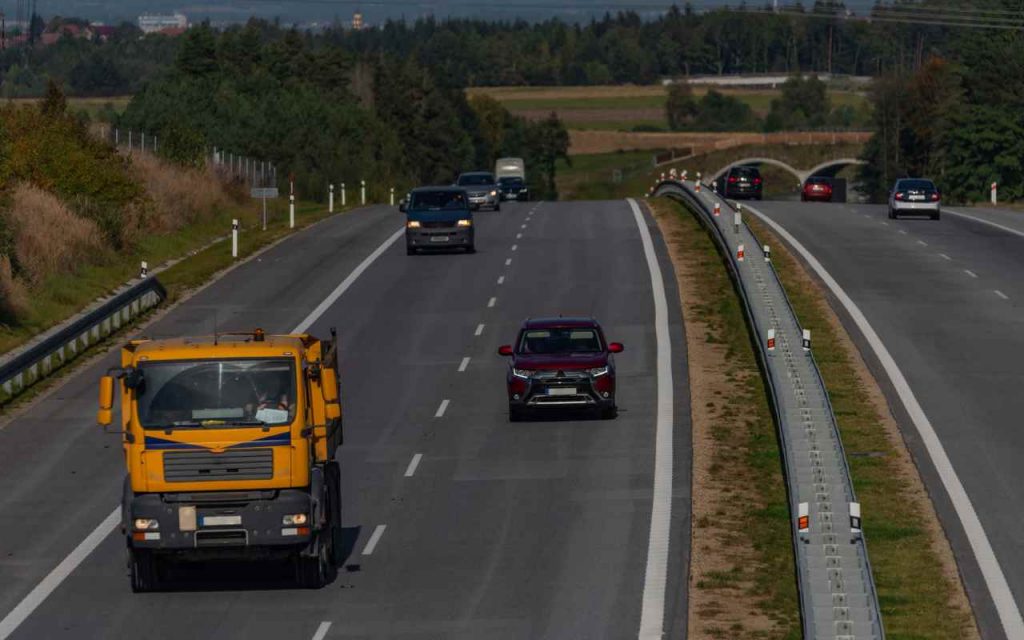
202,515,242,527
547,387,576,396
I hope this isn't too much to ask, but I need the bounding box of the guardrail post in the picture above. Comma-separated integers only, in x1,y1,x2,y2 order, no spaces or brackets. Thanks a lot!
232,219,239,258
329,184,335,213
361,180,366,206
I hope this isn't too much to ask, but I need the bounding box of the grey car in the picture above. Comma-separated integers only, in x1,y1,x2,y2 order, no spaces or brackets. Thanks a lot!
889,178,941,220
456,171,501,211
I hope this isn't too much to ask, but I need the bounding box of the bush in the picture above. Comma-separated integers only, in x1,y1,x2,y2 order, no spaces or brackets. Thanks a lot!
157,122,207,168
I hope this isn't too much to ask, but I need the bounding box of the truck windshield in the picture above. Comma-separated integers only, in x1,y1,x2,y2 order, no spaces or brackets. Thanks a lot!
411,191,468,211
457,174,495,186
135,359,297,428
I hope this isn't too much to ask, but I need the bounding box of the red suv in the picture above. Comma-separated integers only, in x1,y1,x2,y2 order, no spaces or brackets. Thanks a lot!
498,317,623,421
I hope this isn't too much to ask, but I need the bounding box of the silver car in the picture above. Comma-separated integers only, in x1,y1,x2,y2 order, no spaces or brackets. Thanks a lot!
456,171,501,211
888,178,941,220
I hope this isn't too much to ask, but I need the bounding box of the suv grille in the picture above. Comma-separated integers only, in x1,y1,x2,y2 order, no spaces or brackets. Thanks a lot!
421,220,452,229
163,449,273,483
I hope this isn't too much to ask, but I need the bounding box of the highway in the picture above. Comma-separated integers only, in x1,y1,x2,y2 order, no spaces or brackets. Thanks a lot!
0,199,691,639
751,200,1024,640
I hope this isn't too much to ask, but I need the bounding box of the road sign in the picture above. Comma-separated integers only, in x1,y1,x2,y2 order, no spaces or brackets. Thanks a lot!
250,187,280,199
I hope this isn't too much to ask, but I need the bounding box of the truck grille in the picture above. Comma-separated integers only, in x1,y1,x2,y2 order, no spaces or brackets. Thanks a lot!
163,448,273,483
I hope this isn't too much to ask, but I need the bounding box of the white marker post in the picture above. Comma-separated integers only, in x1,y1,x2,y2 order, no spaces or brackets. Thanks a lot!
991,182,998,205
231,219,239,258
139,261,148,279
764,244,771,262
289,177,296,229
329,184,335,213
734,209,742,234
802,329,811,351
850,502,862,536
390,187,395,206
341,182,347,207
767,328,776,352
798,502,810,537
713,202,721,217
361,180,366,206
737,244,745,262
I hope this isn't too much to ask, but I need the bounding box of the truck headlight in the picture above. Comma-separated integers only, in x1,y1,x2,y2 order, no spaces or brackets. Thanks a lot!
133,518,159,530
283,513,308,525
406,220,421,229
490,190,497,196
590,366,609,377
512,368,535,379
457,219,472,227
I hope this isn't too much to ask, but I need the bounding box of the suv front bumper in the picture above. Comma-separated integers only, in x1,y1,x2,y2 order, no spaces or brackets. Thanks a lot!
508,373,615,411
407,227,474,249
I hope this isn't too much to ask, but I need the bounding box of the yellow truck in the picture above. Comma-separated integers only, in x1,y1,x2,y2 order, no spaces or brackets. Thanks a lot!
98,328,343,591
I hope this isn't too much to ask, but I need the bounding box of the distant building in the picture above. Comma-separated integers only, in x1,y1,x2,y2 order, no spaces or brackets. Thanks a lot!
138,13,187,34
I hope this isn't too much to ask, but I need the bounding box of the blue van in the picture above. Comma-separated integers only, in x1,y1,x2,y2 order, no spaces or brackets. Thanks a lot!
401,187,475,255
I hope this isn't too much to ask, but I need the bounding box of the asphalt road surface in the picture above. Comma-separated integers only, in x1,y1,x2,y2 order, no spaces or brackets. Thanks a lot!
0,199,691,640
751,200,1024,640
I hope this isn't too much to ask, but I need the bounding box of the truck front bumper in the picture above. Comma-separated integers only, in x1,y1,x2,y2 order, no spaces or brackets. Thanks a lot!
126,489,312,555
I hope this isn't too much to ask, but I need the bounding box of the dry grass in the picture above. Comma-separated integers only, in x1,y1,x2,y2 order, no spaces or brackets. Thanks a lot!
128,152,240,234
0,255,29,321
5,183,104,286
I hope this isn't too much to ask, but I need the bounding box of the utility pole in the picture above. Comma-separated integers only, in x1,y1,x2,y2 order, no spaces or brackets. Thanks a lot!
827,25,833,74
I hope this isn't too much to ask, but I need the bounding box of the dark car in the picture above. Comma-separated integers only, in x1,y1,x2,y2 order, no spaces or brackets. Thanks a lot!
456,172,500,211
498,176,529,202
497,317,623,421
801,176,833,202
722,166,763,200
402,187,474,255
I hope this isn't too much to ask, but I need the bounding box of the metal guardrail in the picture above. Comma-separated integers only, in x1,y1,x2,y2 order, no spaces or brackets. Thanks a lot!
0,278,166,406
652,179,884,639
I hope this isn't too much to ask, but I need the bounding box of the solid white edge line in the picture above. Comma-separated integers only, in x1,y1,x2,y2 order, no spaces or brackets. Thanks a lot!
458,356,470,372
362,525,386,556
628,198,674,640
0,507,120,639
404,453,423,478
0,223,407,639
747,205,1024,638
947,209,1024,240
475,323,485,336
311,621,332,640
293,227,405,333
434,399,450,418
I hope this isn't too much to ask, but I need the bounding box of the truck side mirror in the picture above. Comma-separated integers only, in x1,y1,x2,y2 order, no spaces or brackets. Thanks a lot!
98,375,115,426
321,367,339,404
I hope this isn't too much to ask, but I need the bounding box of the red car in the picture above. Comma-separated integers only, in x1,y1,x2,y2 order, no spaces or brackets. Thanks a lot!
498,317,623,421
801,177,833,202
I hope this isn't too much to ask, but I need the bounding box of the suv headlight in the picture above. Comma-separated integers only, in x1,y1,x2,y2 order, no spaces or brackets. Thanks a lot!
457,219,472,227
406,220,421,228
490,190,497,196
512,368,535,379
590,366,609,377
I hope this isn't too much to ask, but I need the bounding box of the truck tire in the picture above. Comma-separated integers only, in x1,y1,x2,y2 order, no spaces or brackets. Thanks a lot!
128,548,161,593
295,540,329,589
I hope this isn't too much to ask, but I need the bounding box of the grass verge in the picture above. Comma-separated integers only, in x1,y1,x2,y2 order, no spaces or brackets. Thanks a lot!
648,197,799,638
744,213,978,638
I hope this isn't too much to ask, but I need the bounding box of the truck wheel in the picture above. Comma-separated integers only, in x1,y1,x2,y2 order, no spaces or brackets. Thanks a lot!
296,539,329,589
128,548,161,593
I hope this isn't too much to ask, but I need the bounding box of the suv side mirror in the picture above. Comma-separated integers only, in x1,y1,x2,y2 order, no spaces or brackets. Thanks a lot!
608,342,624,353
498,345,513,356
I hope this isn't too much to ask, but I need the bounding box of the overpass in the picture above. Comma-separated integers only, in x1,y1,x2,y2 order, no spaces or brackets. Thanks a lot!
711,156,866,184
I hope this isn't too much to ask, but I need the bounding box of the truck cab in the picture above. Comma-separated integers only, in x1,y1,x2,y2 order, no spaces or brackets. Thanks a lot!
402,186,475,255
98,329,343,591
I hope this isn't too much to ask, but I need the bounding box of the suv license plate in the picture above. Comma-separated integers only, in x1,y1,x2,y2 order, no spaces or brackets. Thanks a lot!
430,235,449,243
547,387,576,396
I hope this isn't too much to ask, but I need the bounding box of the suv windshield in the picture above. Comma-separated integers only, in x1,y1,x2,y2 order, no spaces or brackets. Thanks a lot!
499,177,524,186
411,191,468,211
458,174,495,186
136,358,297,428
518,328,603,354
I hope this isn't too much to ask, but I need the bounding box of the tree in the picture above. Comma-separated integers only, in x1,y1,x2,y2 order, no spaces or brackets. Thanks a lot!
40,79,66,118
175,24,218,76
765,75,831,131
158,122,207,168
666,82,698,131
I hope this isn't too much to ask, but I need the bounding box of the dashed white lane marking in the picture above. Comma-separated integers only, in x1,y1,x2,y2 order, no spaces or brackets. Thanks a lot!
939,253,952,261
965,269,978,278
521,224,527,229
362,525,387,556
435,399,450,418
511,244,518,251
475,323,485,336
995,290,1010,300
488,297,497,308
917,240,928,246
497,276,505,285
627,199,675,640
516,233,522,239
311,622,332,640
0,225,409,640
458,357,470,372
881,221,889,226
898,230,908,235
505,258,512,266
404,453,423,477
747,205,1024,639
